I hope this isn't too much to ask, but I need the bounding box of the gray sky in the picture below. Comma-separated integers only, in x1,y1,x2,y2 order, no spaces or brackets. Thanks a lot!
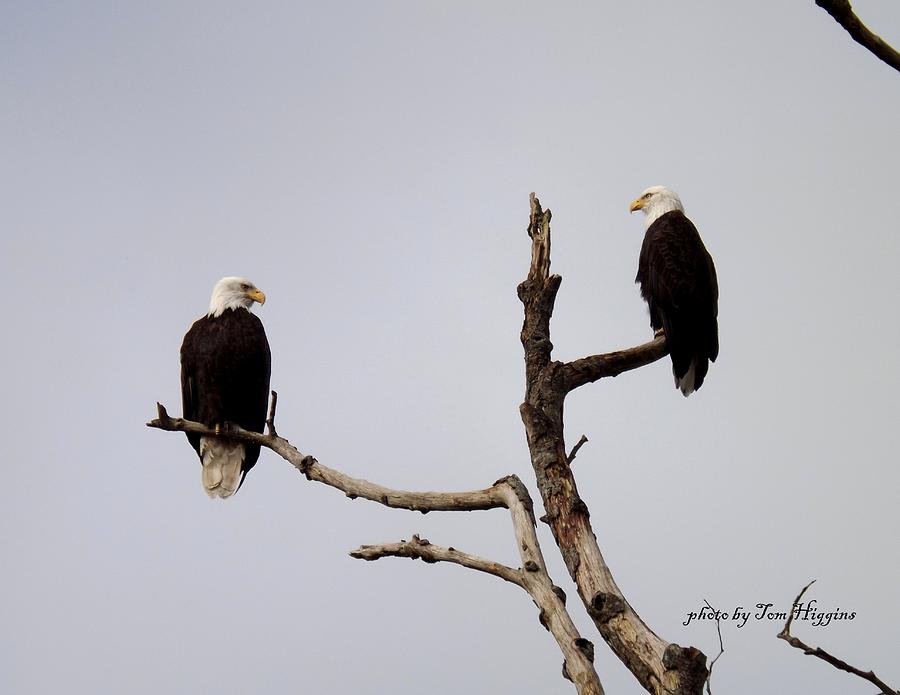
2,2,898,693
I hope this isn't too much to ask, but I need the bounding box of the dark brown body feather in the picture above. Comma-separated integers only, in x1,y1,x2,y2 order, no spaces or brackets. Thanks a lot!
180,307,271,488
636,210,718,394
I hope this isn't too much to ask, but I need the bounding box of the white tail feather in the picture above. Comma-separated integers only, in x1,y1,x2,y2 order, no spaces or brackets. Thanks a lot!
675,360,698,397
200,436,245,499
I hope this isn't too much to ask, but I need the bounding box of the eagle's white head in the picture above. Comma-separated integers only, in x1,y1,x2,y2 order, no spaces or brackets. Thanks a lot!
207,276,266,317
629,185,685,228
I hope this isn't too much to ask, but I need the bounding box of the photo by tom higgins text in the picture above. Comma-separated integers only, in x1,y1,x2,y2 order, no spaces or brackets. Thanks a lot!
683,601,856,629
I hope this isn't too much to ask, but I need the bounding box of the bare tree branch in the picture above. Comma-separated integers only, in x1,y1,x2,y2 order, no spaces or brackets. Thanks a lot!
496,475,602,694
778,580,898,695
148,403,505,513
351,475,605,695
517,194,708,695
564,337,668,393
351,534,524,586
815,0,900,73
148,406,604,694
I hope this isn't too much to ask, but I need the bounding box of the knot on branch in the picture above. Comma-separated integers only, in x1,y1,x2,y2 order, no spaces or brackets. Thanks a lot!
408,534,437,562
569,496,590,518
589,592,627,623
574,637,595,662
495,475,536,519
298,455,317,478
561,546,582,575
662,644,709,693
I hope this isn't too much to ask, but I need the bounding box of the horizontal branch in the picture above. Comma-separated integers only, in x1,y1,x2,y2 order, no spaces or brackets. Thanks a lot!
351,534,524,587
815,0,900,73
563,335,668,392
149,403,604,693
147,404,506,513
778,580,898,695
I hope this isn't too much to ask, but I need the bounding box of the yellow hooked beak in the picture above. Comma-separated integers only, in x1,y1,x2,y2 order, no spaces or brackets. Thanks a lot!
247,288,266,305
629,198,645,213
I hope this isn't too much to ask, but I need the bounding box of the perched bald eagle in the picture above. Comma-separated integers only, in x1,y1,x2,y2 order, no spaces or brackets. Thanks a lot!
630,186,718,396
180,277,271,497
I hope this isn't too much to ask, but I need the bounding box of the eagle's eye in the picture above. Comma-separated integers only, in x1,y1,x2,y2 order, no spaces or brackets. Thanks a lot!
643,192,652,199
241,283,251,291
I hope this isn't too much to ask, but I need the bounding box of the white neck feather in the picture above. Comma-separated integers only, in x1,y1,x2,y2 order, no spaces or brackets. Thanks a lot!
642,189,685,228
207,282,254,318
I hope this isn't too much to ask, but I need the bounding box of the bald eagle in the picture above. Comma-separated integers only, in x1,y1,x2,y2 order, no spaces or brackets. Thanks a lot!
630,186,718,396
180,277,271,497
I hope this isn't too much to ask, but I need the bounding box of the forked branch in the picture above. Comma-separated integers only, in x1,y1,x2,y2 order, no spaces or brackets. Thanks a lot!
351,475,604,695
148,404,604,694
778,581,898,695
517,194,708,694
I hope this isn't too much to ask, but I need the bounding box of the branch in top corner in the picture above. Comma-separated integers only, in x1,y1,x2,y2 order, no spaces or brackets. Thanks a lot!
815,0,900,73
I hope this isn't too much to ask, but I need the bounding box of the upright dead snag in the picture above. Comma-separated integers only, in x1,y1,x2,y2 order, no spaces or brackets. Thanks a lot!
517,193,708,694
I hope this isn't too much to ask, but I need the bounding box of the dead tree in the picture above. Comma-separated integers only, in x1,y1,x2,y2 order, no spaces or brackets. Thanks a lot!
149,193,710,694
517,195,708,694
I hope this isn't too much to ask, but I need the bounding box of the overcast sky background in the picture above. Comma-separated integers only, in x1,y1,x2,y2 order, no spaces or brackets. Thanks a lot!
2,2,898,693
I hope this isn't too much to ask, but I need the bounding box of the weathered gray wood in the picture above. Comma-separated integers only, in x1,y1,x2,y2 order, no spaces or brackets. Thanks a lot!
351,475,605,695
149,403,504,512
148,405,605,694
350,535,525,586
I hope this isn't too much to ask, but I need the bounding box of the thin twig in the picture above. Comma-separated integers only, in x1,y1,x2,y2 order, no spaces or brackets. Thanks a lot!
815,0,900,73
266,390,279,437
778,580,898,695
567,435,589,464
703,599,725,695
